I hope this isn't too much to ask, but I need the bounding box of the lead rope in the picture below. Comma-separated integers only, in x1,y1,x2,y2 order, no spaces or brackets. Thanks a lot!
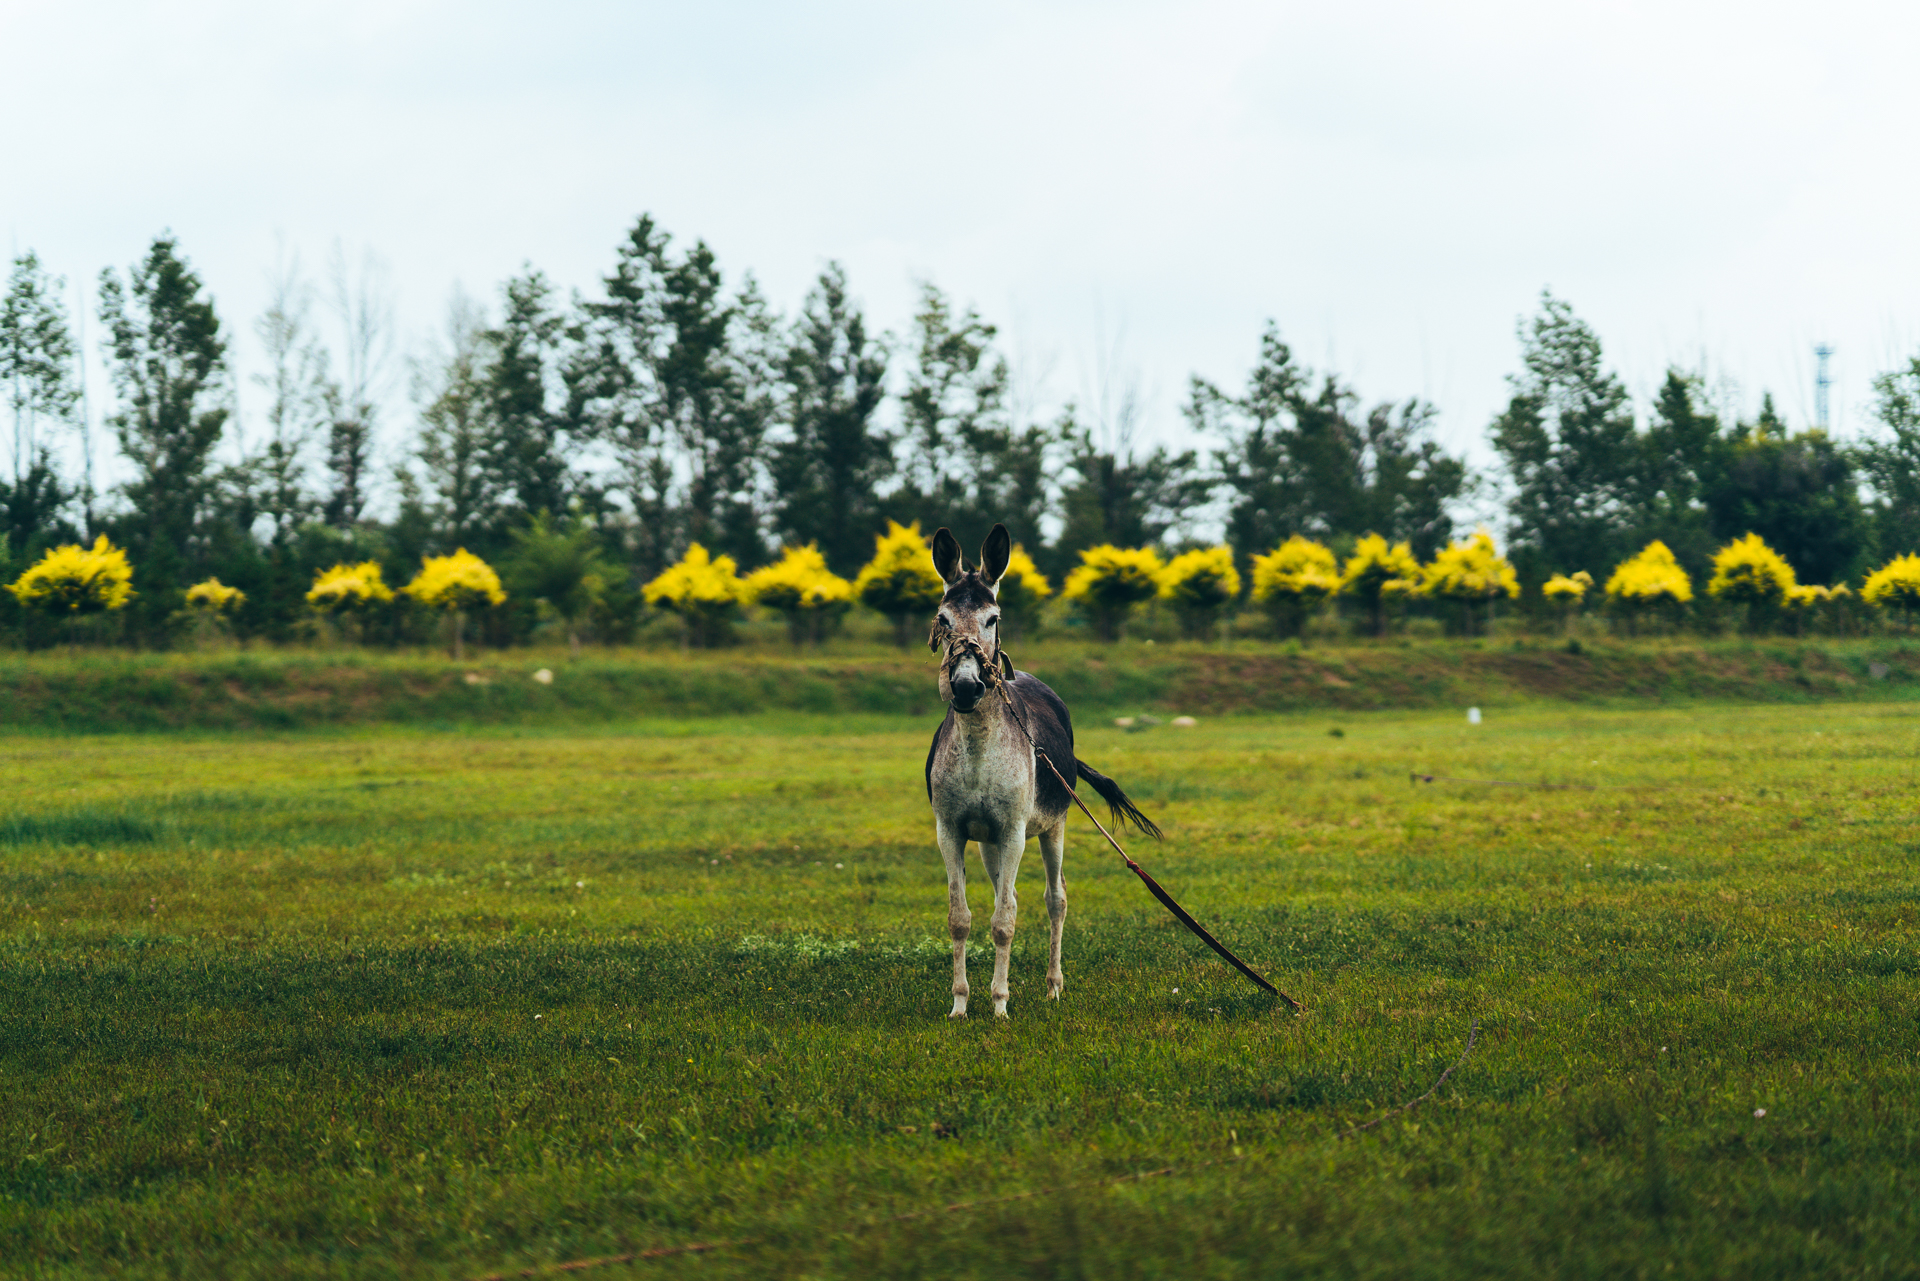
935,626,1303,1013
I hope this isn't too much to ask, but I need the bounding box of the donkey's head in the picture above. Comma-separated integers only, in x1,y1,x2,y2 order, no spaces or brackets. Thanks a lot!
930,523,1013,714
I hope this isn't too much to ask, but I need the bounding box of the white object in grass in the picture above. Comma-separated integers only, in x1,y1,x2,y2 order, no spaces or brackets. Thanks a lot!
1467,707,1482,725
533,668,554,685
1171,716,1197,727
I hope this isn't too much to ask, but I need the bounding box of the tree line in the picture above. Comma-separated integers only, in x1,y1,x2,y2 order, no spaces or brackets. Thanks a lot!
3,216,1917,648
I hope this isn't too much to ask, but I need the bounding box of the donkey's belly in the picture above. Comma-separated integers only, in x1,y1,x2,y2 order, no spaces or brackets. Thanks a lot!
965,818,1030,845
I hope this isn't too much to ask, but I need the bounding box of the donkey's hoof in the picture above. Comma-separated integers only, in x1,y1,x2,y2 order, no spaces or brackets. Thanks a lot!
992,1003,1009,1019
947,1010,967,1020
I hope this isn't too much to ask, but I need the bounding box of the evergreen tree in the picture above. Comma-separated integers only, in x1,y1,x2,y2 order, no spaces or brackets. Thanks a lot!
1191,321,1466,567
1188,323,1310,559
770,264,891,575
1701,394,1870,586
409,291,504,555
570,216,675,579
486,269,575,523
321,247,395,529
1638,370,1722,576
663,251,775,569
892,283,1045,539
98,234,229,607
1489,291,1643,579
0,252,82,556
1863,355,1920,557
568,215,775,577
1053,403,1206,570
251,257,328,548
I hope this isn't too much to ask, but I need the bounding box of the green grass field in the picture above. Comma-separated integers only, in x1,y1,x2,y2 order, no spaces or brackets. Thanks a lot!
3,699,1917,1277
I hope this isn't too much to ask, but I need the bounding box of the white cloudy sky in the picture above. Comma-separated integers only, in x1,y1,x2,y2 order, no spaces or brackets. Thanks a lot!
5,0,1918,507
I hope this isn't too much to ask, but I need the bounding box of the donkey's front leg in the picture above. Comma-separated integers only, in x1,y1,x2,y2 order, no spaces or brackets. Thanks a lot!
936,818,972,1019
980,832,1026,1018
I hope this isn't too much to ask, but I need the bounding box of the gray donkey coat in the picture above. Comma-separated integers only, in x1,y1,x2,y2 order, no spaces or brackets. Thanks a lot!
923,523,1159,1018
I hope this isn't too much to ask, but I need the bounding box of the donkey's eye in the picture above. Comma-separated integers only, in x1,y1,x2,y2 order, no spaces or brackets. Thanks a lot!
984,616,999,629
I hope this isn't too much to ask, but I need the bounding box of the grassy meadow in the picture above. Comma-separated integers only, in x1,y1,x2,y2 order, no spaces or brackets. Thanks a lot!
2,693,1918,1277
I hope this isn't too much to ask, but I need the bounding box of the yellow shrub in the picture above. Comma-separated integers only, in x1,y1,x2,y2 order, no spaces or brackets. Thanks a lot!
1542,571,1593,602
1338,534,1420,635
7,536,134,615
643,544,742,611
1707,534,1796,610
745,544,851,645
184,578,246,613
745,544,850,614
1064,545,1164,640
306,562,394,613
1418,529,1519,605
406,549,507,612
1063,545,1164,608
1157,546,1240,638
852,522,945,625
1862,554,1920,615
1158,546,1240,609
1605,541,1694,606
991,544,1052,640
1251,536,1339,604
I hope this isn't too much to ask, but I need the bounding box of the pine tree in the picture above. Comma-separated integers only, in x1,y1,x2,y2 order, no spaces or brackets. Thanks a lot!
98,234,229,602
410,290,504,554
661,248,774,568
1489,291,1643,579
1864,355,1920,558
1638,370,1722,576
251,255,328,547
568,216,679,581
1053,404,1205,572
892,283,1026,537
1701,393,1869,586
321,246,395,529
486,269,574,522
0,252,81,555
771,264,890,575
1191,320,1466,568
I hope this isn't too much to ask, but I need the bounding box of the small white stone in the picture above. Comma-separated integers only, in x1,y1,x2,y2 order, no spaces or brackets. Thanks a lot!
1114,716,1136,728
1754,1107,1766,1118
1171,716,1197,727
835,862,844,869
1467,707,1482,725
533,668,554,685
576,880,585,887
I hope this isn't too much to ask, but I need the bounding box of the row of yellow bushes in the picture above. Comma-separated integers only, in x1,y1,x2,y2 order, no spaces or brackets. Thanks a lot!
5,539,505,619
623,523,1920,642
13,524,1920,647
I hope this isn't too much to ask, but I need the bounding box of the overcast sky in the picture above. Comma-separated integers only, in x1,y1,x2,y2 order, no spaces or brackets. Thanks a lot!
6,0,1918,510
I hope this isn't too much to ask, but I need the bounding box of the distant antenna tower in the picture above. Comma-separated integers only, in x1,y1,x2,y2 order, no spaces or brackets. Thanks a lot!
1814,343,1834,430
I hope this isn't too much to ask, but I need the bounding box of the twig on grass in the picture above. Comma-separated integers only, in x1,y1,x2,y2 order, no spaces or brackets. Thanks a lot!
1333,1017,1480,1139
472,1018,1481,1279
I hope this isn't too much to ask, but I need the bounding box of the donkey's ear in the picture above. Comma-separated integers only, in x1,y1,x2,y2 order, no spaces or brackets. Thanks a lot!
931,527,964,585
979,524,1012,589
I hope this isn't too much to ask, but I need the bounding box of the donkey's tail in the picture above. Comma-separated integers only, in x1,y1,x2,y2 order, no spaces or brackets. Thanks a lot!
1075,759,1163,840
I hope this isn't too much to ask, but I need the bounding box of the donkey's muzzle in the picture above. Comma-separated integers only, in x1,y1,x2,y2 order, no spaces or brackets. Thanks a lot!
950,672,986,712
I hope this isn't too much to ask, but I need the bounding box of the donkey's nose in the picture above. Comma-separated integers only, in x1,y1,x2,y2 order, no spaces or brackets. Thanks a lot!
951,673,985,710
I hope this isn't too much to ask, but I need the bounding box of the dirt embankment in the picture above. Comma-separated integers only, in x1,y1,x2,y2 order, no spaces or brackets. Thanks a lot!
0,640,1913,732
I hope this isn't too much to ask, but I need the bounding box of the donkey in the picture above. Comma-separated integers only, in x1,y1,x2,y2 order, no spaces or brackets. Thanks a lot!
925,523,1161,1018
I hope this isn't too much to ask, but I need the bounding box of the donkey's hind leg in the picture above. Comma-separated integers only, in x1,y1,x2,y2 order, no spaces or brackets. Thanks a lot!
980,831,1026,1018
1039,820,1067,999
937,817,972,1019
